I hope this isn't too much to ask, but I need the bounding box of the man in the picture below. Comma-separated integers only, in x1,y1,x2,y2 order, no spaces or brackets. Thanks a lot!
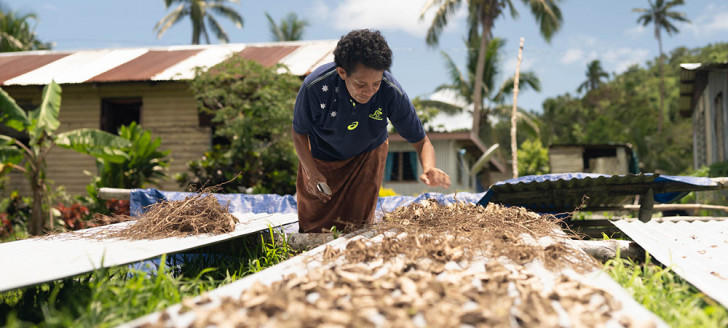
292,29,450,233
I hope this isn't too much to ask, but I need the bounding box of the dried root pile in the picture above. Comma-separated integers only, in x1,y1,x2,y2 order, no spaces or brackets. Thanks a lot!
97,193,238,240
141,201,653,328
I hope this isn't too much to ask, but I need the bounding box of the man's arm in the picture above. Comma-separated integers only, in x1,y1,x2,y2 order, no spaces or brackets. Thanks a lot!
412,135,451,188
292,127,331,202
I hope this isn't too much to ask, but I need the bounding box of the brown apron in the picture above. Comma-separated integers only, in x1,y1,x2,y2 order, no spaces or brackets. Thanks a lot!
297,140,389,233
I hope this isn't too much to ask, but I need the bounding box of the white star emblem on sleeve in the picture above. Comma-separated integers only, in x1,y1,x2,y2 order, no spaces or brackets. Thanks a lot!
331,111,337,117
322,85,329,92
320,103,326,109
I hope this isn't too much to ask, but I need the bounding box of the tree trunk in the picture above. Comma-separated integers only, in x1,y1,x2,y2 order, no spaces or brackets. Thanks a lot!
657,31,664,133
511,38,524,179
29,170,44,235
471,5,495,143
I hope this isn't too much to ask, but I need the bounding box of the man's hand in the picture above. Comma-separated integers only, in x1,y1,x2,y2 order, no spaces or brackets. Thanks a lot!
304,170,332,203
420,168,451,188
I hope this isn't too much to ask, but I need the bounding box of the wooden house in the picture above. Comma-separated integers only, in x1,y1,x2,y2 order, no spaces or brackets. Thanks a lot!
548,144,639,175
385,104,506,196
0,41,337,196
679,62,728,169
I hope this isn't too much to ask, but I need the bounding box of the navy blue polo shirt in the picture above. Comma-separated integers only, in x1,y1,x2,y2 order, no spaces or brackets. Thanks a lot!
293,62,426,161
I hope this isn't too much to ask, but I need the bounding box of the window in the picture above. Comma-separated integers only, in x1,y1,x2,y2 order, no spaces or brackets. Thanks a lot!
101,98,141,134
384,151,417,182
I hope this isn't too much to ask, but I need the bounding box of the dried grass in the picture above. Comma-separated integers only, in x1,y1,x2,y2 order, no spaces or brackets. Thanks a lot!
95,193,238,240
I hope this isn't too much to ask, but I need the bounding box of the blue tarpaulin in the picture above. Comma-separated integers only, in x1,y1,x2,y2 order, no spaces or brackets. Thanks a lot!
130,189,486,233
131,188,485,217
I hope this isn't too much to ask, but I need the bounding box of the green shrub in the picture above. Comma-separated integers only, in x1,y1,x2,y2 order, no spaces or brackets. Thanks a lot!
177,57,301,195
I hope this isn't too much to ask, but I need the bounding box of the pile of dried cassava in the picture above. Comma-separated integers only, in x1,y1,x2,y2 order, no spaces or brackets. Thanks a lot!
94,193,238,240
140,200,653,328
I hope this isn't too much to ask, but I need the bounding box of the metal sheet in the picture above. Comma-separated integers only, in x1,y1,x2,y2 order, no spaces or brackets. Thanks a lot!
88,49,202,82
4,48,148,85
612,218,728,307
151,44,246,81
0,212,298,292
0,41,338,86
0,52,70,84
237,45,298,67
120,230,667,327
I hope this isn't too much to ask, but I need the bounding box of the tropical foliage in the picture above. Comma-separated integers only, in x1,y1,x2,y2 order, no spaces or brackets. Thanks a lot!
516,138,549,176
577,60,609,94
539,42,728,174
0,81,131,235
154,0,243,44
177,56,301,195
633,0,690,132
0,6,51,52
264,12,308,41
88,122,170,190
421,0,562,137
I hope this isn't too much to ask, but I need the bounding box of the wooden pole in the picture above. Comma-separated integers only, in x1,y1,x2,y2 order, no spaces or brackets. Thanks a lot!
511,37,524,179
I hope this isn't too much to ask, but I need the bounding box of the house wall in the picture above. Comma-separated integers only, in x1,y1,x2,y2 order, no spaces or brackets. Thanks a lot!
549,147,584,173
693,70,728,169
3,82,210,197
383,139,470,196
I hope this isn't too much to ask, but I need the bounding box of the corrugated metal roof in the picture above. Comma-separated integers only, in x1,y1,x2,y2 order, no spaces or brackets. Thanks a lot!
612,218,728,308
482,173,724,213
0,52,70,84
0,40,338,86
0,212,298,292
88,49,203,82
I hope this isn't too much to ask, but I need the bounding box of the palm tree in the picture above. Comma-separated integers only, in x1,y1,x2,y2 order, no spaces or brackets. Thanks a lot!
264,12,309,41
430,37,542,142
633,0,690,133
421,0,562,141
577,60,609,93
154,0,243,45
0,7,52,52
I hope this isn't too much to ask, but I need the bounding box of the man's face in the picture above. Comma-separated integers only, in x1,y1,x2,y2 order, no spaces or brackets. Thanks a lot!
337,63,383,104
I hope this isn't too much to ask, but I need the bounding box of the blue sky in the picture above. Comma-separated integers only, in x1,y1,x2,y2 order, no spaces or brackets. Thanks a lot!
3,0,727,113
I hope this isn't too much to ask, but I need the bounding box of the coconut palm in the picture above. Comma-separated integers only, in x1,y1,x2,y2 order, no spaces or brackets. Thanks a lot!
577,60,609,93
428,37,542,142
633,0,690,132
154,0,243,44
264,12,309,41
0,7,51,52
421,0,562,140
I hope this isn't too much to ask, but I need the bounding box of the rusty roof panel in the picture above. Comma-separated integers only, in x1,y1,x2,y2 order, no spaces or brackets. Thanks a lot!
237,46,298,67
0,53,69,85
88,49,202,82
612,218,728,308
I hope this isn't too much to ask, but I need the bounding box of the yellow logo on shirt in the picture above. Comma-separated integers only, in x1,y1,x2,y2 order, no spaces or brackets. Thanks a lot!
347,121,359,130
369,108,383,120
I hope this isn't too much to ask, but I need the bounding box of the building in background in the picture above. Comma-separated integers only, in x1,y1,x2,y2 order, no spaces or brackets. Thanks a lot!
0,40,337,195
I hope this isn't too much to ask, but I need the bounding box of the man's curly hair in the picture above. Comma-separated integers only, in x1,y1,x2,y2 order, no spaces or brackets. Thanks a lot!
334,29,392,74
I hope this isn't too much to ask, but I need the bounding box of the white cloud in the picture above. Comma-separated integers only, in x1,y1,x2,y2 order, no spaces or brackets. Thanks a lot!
41,3,58,11
602,48,649,73
624,25,646,38
312,0,465,37
704,12,728,32
684,3,728,36
561,48,583,64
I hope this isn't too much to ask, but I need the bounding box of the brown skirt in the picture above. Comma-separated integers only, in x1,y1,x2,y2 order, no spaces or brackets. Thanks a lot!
296,140,389,233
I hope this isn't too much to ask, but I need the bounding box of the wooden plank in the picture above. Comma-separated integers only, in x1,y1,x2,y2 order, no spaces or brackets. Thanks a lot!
0,212,298,292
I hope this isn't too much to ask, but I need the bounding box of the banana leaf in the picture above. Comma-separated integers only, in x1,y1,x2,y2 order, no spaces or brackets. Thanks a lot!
55,128,132,163
0,87,30,132
28,80,62,144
